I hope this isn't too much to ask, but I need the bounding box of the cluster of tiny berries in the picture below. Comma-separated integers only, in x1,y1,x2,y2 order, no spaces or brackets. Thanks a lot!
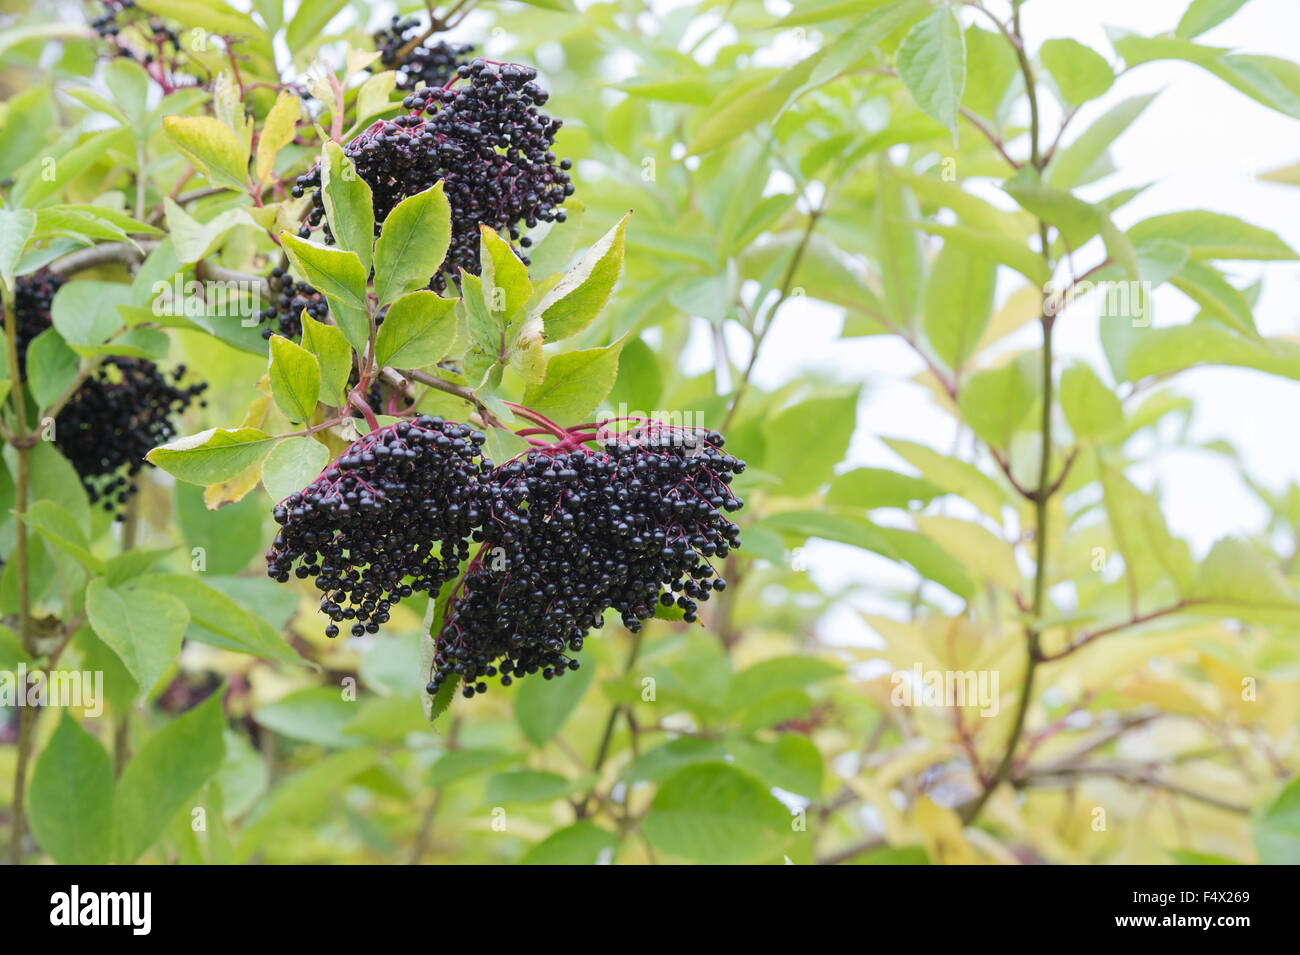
292,58,573,291
9,269,65,373
5,270,206,515
58,359,209,514
258,267,328,340
373,15,476,91
267,416,491,639
431,427,744,698
91,0,194,83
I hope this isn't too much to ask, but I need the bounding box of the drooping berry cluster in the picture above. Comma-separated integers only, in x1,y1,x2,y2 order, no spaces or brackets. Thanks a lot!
6,269,66,375
373,15,476,91
6,270,207,514
91,0,198,89
258,267,328,340
428,426,744,699
292,58,573,291
56,359,208,514
267,416,491,639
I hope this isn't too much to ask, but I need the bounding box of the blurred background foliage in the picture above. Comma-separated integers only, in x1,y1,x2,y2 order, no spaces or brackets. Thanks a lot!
1,0,1298,865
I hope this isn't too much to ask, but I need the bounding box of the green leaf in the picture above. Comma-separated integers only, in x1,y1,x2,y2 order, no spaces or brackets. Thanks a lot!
1128,210,1296,261
427,747,519,787
642,763,794,864
1188,537,1300,619
261,436,329,503
267,334,321,423
285,0,350,51
1171,261,1255,334
164,198,253,265
114,690,226,863
958,356,1040,448
50,280,130,352
147,427,279,485
161,115,249,191
533,214,629,342
729,735,823,796
13,128,132,208
374,291,458,370
1046,93,1158,189
300,312,352,407
86,578,190,694
320,140,374,273
28,714,114,865
0,208,36,290
874,525,977,599
479,225,533,320
521,340,624,424
761,390,858,497
484,769,584,804
1040,38,1115,104
884,437,1010,523
1121,324,1300,382
896,8,966,139
521,822,617,864
1098,459,1196,599
1177,0,1250,38
22,499,104,574
25,329,79,410
279,233,370,353
372,182,452,306
1254,776,1300,863
724,656,841,714
134,573,301,663
514,662,595,747
964,25,1019,120
256,90,300,184
1004,180,1104,250
174,483,265,575
1060,363,1123,439
255,687,358,747
875,159,924,327
825,467,942,510
922,241,996,371
915,222,1051,286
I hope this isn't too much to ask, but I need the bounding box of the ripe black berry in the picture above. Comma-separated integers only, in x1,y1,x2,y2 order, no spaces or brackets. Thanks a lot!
427,425,745,698
373,15,476,92
293,58,573,291
5,269,66,375
56,358,208,515
259,267,328,340
266,415,490,640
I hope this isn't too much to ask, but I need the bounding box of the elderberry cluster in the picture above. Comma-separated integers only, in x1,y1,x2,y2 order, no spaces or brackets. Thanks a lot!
292,57,573,291
57,359,208,514
258,267,328,340
428,426,744,699
267,416,491,639
91,0,195,85
8,269,66,374
373,15,476,91
4,270,208,515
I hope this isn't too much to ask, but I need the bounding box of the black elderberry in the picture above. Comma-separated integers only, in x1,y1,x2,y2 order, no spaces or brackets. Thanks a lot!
266,415,488,640
4,269,66,375
56,358,208,514
427,424,745,699
258,269,329,340
294,59,573,291
373,16,476,92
